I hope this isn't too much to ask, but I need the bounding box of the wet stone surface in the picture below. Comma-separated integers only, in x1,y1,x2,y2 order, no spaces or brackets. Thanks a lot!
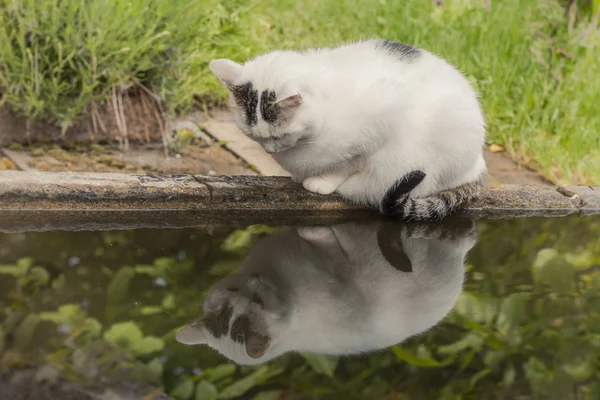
0,171,598,218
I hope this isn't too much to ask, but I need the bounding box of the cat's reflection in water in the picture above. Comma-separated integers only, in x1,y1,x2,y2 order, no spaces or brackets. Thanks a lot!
176,219,477,365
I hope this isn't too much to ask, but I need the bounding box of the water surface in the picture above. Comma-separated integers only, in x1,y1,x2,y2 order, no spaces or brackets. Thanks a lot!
1,215,599,399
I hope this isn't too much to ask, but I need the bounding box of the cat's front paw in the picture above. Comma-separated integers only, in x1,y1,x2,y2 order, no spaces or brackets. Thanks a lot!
302,176,338,195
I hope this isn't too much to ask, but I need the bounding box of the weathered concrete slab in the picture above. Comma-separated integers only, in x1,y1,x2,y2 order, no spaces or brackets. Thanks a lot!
202,119,291,176
0,172,598,232
560,186,600,216
464,184,585,218
0,171,362,211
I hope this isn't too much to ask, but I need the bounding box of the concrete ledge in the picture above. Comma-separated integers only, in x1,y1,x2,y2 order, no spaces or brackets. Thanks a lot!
0,171,598,231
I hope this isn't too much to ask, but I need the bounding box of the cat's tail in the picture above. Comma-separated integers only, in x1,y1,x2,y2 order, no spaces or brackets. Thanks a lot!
380,171,485,221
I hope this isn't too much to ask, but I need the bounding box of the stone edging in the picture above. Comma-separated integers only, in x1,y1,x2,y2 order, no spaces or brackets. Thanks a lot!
0,171,598,231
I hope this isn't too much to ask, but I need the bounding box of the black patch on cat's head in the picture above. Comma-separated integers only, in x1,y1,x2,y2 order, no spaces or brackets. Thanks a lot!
260,90,279,123
204,302,234,338
231,82,259,126
377,40,421,61
230,314,252,344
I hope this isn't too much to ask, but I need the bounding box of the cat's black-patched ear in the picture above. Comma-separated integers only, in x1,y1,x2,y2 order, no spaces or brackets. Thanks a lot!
175,322,207,345
245,332,271,359
275,93,302,109
209,59,243,89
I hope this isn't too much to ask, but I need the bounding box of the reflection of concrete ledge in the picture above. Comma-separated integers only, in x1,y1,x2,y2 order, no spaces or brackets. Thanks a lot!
0,171,598,232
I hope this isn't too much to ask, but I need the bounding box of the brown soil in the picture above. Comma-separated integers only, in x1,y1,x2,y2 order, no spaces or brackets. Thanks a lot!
0,90,169,146
2,142,255,175
485,149,551,186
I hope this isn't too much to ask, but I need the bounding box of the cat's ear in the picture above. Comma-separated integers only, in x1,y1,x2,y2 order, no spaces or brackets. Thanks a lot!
275,93,303,109
175,322,208,345
245,332,271,358
209,59,243,89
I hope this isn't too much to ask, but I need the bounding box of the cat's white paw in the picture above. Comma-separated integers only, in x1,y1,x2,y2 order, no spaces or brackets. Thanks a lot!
297,226,334,241
302,176,338,195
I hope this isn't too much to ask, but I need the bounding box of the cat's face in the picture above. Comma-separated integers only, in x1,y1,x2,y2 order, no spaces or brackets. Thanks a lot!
176,270,291,365
209,59,313,155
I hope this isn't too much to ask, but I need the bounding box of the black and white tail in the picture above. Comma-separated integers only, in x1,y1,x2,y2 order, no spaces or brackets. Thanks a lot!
381,170,485,221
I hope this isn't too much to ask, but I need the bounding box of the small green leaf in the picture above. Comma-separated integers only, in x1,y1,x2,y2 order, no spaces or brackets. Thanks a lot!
134,265,156,275
132,336,165,356
28,266,50,286
162,294,176,309
438,333,483,355
106,266,135,305
171,378,195,400
218,366,270,399
392,346,442,367
209,260,239,276
203,363,237,382
562,358,595,380
301,354,338,378
0,258,32,276
221,230,253,253
195,381,218,400
104,321,143,349
140,306,163,316
0,265,21,276
80,318,102,338
469,368,492,390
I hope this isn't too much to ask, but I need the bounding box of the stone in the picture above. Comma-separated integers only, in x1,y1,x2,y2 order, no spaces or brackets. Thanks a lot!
560,185,600,216
0,171,598,233
202,119,290,176
465,184,581,218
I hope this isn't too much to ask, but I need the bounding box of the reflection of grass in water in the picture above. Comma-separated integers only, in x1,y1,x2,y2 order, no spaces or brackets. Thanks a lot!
0,218,599,398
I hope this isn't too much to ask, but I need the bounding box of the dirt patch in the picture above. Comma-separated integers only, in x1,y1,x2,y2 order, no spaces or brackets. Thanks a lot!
485,149,551,186
0,90,171,146
1,142,255,175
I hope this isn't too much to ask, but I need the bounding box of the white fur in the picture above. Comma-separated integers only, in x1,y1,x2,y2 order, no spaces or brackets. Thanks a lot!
176,221,477,365
210,39,487,206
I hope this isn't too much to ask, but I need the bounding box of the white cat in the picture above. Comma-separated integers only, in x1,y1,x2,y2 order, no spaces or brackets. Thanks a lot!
209,39,487,220
176,219,477,365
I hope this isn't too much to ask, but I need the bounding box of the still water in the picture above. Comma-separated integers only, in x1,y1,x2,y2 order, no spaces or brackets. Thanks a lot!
0,216,599,399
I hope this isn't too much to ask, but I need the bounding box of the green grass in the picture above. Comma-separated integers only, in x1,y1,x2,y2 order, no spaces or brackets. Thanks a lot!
0,0,598,184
